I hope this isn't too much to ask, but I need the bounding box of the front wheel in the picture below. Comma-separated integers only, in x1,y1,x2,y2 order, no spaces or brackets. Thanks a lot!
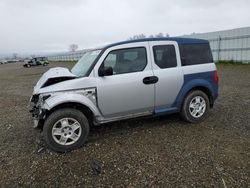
43,108,89,152
180,90,210,123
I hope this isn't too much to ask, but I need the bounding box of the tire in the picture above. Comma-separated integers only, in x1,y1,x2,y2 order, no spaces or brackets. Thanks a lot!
180,90,210,123
43,108,89,152
27,64,31,68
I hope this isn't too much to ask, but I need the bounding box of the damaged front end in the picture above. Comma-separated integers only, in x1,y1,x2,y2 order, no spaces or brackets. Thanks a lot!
29,67,101,129
30,88,100,128
30,67,78,128
30,94,50,128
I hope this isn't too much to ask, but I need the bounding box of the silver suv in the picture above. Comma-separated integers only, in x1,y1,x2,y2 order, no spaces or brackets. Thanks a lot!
30,38,219,152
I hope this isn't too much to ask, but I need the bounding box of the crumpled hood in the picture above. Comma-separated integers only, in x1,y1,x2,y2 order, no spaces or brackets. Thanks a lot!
33,67,77,94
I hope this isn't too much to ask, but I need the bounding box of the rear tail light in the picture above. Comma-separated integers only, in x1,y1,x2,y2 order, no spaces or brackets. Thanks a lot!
214,70,219,84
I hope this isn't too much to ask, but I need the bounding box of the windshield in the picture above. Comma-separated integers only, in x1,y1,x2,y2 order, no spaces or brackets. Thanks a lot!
71,49,101,77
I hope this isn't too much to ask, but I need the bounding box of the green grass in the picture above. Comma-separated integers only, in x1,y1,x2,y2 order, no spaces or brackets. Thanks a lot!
216,60,250,65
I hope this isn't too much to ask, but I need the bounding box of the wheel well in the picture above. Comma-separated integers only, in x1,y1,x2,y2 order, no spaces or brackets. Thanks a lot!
44,102,94,128
189,86,214,107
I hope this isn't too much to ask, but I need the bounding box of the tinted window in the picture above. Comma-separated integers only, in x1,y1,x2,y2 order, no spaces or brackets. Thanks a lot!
153,45,177,68
179,43,213,66
103,47,147,75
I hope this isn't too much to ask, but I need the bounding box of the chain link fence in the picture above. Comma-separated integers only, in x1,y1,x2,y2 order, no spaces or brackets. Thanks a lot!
47,27,250,63
184,27,250,63
47,50,89,62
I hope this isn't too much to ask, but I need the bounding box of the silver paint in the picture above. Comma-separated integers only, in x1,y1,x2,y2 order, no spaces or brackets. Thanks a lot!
30,40,215,127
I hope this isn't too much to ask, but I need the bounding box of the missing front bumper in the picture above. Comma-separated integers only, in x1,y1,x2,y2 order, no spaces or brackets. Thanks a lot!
30,106,45,128
33,119,39,128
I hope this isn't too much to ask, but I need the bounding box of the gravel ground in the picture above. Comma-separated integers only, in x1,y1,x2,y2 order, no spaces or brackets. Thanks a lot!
0,62,249,187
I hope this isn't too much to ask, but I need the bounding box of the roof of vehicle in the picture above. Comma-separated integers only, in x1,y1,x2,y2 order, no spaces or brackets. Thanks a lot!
104,37,209,49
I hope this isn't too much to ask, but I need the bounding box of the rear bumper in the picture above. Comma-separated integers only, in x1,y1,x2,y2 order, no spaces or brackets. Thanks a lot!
212,83,219,100
213,92,219,101
210,83,219,108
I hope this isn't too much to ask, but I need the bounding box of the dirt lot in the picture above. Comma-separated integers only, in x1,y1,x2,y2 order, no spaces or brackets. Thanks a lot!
0,62,249,187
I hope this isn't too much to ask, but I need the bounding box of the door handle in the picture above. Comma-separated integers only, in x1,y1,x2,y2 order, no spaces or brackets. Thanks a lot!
143,76,159,85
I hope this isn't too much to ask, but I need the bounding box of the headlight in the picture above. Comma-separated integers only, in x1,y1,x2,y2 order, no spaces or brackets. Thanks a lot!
38,93,52,103
42,94,51,101
31,94,39,103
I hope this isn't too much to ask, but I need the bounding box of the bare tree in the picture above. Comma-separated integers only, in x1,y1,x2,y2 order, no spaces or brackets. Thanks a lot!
129,34,147,40
129,33,170,40
69,44,78,52
13,53,18,60
155,33,164,38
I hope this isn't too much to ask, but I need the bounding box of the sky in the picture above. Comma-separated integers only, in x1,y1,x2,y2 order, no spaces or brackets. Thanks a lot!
0,0,250,57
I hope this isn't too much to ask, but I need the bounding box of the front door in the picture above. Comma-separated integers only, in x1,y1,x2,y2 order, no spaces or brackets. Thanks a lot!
95,43,155,119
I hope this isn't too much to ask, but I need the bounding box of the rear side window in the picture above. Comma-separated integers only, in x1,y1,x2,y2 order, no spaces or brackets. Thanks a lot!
153,45,177,68
179,43,213,66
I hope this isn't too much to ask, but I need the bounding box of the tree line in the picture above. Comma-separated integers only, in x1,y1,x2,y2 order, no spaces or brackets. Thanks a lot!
128,33,170,40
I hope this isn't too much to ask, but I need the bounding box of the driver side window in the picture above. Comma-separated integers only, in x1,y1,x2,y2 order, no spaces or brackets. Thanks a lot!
103,47,147,75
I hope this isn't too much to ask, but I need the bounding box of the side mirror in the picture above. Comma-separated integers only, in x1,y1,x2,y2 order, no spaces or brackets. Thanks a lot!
98,66,113,77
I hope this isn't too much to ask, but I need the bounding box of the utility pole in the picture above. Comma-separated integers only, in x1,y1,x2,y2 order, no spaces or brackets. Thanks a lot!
217,36,221,61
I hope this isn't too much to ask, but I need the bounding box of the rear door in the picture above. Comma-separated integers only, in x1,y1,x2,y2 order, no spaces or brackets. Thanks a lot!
149,41,184,113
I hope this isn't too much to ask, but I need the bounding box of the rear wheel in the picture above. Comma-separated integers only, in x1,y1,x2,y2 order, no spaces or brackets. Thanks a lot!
180,90,210,123
43,108,89,152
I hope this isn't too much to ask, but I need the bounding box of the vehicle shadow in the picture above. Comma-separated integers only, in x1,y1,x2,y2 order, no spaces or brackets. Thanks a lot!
87,113,187,143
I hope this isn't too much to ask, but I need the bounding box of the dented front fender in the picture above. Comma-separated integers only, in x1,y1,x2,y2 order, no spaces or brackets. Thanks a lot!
43,90,102,118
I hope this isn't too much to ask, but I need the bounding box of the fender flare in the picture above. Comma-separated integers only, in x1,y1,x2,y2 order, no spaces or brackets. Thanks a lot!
173,79,215,109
